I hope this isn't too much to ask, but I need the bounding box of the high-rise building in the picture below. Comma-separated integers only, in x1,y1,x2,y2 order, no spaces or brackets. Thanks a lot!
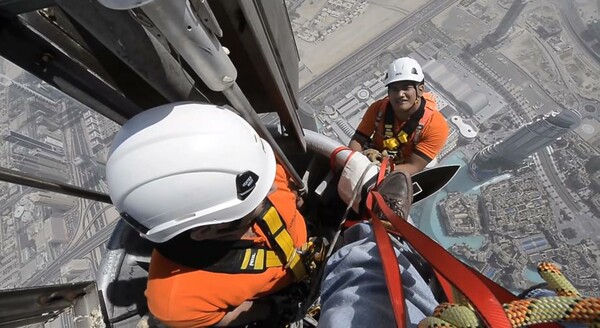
470,110,581,180
487,0,528,44
4,130,64,155
44,217,68,244
61,259,91,280
10,151,70,182
32,191,77,212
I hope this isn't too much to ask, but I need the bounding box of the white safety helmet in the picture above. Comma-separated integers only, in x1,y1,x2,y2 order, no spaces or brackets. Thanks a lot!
384,57,425,86
106,102,276,243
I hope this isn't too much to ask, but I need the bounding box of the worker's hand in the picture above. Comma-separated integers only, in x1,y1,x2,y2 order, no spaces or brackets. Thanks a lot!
338,152,379,214
291,189,305,209
362,148,382,163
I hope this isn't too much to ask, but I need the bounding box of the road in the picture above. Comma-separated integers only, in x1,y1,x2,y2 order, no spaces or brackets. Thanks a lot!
299,0,457,100
23,219,118,287
538,149,581,212
526,26,579,105
66,202,112,250
560,1,600,67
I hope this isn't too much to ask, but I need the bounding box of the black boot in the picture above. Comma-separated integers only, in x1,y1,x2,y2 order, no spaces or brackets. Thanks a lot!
374,170,413,220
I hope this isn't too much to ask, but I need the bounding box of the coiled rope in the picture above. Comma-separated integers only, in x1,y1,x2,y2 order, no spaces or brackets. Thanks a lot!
419,262,600,328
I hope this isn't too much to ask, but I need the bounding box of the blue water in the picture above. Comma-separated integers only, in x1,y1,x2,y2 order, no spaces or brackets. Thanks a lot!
522,266,545,284
413,152,542,285
413,152,486,249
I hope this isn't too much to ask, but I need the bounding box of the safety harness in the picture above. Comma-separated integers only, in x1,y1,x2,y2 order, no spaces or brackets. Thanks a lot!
364,157,600,328
372,96,434,160
156,200,320,282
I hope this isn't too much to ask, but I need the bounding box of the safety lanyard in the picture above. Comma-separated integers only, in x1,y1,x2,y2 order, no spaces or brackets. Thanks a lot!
380,99,425,148
369,191,571,328
366,158,515,328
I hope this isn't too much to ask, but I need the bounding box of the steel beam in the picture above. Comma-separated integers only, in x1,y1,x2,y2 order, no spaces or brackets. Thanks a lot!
207,0,306,151
0,166,112,204
56,0,218,105
0,13,142,123
0,281,100,328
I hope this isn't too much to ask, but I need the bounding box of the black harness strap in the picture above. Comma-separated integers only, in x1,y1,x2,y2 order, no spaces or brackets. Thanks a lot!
156,237,262,273
155,200,307,276
382,97,426,145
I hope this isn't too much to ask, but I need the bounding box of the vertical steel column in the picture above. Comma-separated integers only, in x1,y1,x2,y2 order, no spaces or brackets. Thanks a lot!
98,0,305,191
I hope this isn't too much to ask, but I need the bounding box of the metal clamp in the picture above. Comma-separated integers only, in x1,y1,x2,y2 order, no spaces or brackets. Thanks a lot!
189,0,222,37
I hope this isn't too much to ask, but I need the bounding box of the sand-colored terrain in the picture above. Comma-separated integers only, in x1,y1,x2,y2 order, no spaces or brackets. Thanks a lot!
514,2,600,101
502,33,558,84
432,6,493,44
293,0,424,87
573,0,600,24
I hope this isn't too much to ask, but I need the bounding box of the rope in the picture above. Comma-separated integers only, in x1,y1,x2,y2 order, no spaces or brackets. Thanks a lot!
419,263,600,328
303,155,377,319
537,262,579,297
326,159,377,258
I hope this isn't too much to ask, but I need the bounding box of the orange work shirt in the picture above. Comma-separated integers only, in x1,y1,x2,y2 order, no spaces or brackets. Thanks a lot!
145,164,307,327
354,93,449,161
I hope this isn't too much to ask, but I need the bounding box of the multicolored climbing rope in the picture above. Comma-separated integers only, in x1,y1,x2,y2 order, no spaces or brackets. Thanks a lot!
419,262,600,328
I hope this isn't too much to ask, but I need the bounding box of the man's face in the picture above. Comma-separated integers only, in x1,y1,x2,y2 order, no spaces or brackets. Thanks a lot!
387,81,423,113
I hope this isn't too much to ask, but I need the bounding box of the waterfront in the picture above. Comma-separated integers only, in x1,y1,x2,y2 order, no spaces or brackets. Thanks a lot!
412,151,544,285
412,151,486,249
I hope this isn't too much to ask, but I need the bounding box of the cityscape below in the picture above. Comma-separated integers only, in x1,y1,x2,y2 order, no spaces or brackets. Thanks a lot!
291,0,600,295
0,2,598,326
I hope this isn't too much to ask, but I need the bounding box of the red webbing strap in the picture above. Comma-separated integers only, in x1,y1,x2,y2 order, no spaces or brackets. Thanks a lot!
330,146,352,171
387,229,456,303
433,270,456,303
466,263,561,328
387,225,516,304
371,216,405,328
366,157,405,327
370,191,512,328
378,156,390,183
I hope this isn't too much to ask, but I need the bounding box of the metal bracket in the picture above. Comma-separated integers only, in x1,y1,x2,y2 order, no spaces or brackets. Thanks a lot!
189,0,222,38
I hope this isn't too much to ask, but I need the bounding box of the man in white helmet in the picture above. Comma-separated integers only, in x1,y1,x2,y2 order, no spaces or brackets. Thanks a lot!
106,102,307,327
349,57,449,175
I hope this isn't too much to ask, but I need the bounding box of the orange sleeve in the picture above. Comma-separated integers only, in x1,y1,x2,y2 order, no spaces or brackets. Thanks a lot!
422,92,439,111
273,164,291,193
354,100,383,138
270,164,307,246
414,111,449,160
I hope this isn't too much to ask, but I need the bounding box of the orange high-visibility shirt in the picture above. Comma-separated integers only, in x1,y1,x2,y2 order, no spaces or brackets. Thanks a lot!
354,92,449,161
145,164,307,327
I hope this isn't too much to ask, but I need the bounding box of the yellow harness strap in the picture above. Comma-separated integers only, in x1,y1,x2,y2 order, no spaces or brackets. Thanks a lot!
260,206,307,281
233,204,307,281
156,203,311,277
239,248,285,271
